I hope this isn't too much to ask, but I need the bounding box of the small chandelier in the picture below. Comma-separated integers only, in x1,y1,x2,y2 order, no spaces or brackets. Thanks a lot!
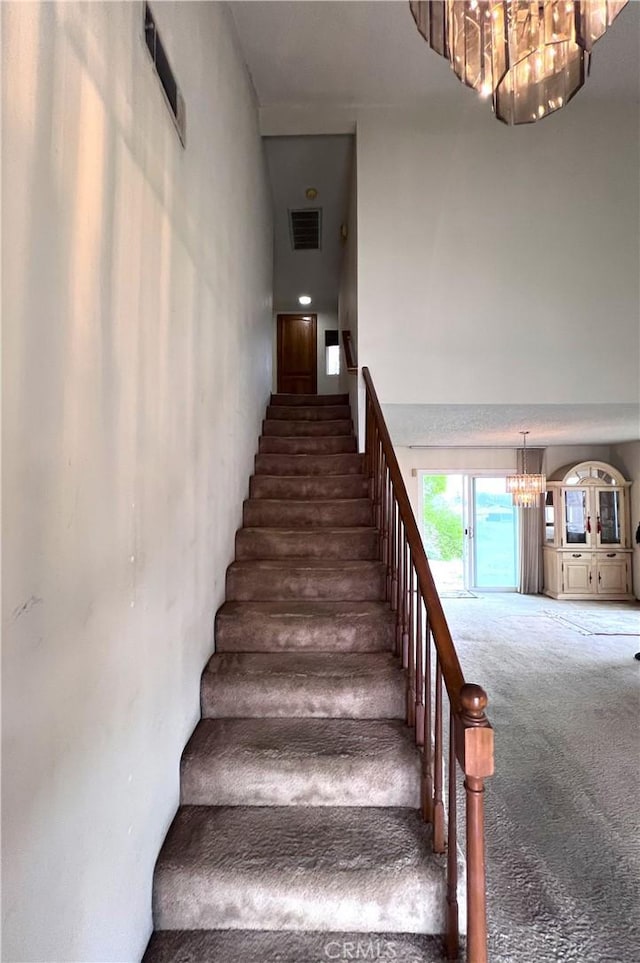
507,431,546,508
410,1,628,125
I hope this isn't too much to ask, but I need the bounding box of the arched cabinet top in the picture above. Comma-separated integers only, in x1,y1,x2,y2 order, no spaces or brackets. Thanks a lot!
548,460,629,487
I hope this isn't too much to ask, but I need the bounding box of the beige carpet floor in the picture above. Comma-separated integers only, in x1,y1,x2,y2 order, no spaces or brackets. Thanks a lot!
444,592,640,963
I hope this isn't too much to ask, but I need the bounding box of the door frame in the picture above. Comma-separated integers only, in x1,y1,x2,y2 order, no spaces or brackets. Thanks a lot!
276,313,317,394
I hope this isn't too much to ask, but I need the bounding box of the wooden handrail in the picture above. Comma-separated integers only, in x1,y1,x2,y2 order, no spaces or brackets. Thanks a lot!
362,366,494,963
362,368,464,706
341,329,358,373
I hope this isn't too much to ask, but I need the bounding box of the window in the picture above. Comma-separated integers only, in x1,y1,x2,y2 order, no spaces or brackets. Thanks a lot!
144,3,186,145
325,330,340,376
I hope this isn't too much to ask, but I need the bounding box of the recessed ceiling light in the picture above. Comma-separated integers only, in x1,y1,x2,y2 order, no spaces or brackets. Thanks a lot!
305,187,318,200
298,295,312,305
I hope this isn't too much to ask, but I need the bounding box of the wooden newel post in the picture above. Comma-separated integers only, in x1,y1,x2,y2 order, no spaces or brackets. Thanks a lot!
458,683,494,963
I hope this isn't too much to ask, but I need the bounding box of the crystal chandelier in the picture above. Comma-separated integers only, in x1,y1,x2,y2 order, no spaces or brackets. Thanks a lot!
410,1,628,125
506,432,546,507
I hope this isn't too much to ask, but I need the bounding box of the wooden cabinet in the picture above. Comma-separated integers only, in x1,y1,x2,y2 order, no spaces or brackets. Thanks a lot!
543,461,633,600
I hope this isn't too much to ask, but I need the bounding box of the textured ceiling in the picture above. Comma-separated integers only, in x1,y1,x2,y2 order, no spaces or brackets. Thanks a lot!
383,403,640,448
230,1,640,110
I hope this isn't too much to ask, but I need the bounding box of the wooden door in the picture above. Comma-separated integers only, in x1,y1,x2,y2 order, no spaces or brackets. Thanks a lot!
277,314,317,394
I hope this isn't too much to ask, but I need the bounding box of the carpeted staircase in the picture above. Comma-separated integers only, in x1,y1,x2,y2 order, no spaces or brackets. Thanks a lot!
144,394,446,963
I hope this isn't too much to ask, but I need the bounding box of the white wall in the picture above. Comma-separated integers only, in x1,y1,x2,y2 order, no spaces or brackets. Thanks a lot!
316,311,341,395
356,99,639,406
338,149,361,442
611,442,640,600
544,445,613,478
2,3,272,962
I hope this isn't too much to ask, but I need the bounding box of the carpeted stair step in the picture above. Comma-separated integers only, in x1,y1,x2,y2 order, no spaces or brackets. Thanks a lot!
243,498,372,529
145,390,447,962
266,404,351,422
259,435,356,455
180,718,421,807
152,806,447,933
215,601,396,653
143,929,445,963
226,559,386,602
235,527,378,560
270,393,349,406
201,652,405,718
249,473,368,500
262,418,353,437
255,453,363,476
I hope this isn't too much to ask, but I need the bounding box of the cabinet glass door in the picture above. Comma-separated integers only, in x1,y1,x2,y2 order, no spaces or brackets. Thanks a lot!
544,491,555,543
564,489,588,544
598,490,622,545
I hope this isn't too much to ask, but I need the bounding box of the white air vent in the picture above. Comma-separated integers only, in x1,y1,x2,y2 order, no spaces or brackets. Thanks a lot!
289,209,322,251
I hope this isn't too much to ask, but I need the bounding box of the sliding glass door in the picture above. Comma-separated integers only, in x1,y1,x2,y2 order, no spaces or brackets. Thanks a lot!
420,473,518,593
471,476,518,590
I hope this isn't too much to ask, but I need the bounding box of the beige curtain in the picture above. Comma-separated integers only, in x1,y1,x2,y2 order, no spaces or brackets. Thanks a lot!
517,448,544,594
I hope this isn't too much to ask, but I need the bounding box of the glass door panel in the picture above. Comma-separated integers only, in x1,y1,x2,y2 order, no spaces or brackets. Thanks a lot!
420,474,465,593
472,477,517,589
564,489,588,544
598,489,621,545
544,491,555,543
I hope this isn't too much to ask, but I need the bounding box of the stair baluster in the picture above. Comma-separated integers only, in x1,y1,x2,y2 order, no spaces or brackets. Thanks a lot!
433,659,446,854
415,585,425,747
422,612,434,824
446,710,460,961
407,562,416,728
391,499,399,612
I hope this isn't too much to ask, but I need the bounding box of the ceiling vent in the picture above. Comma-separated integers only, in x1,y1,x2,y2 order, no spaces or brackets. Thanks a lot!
289,209,322,251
